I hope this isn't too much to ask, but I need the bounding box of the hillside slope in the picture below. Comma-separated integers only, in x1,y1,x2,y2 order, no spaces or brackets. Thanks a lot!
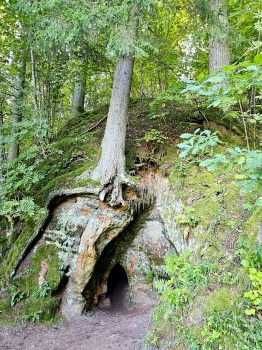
0,101,261,349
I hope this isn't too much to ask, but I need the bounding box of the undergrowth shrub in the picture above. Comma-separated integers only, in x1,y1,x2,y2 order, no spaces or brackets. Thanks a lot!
177,130,262,206
146,242,262,350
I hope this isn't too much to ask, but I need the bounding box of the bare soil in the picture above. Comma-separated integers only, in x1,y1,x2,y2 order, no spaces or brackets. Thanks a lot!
0,306,153,350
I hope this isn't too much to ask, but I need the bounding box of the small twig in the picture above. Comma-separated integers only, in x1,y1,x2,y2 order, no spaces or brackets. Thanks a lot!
81,115,108,134
161,228,180,256
238,98,250,151
193,99,208,123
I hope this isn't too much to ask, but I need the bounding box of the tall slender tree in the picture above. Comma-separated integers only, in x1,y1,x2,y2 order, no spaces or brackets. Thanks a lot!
93,5,139,205
0,97,4,195
208,0,230,73
71,69,86,116
7,55,26,162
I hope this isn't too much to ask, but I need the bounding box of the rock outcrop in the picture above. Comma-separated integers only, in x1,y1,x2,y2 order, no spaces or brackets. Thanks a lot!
4,168,189,317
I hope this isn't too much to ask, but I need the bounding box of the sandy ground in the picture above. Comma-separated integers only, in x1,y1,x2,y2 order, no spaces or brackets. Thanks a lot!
0,306,153,350
0,260,155,349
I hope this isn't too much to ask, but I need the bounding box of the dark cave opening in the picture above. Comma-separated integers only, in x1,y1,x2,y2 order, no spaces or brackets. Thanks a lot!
107,264,129,309
82,204,153,311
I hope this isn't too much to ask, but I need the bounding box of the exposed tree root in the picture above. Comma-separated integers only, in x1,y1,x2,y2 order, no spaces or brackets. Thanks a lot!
98,174,133,207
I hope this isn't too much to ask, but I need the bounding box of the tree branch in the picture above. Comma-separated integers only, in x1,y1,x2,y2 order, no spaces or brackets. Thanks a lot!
81,115,107,134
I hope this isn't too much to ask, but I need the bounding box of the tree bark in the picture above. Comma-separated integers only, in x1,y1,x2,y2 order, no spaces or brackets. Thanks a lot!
209,0,230,73
0,97,5,195
72,72,86,116
8,57,26,162
93,54,135,204
30,47,38,110
93,6,138,205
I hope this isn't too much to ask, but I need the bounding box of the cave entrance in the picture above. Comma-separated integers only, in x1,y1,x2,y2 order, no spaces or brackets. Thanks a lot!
107,264,129,310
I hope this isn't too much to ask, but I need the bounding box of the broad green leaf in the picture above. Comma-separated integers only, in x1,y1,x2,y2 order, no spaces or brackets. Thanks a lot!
179,149,189,158
194,128,200,135
254,53,262,64
223,64,237,72
181,84,200,93
204,73,225,84
241,259,250,268
197,73,204,81
245,308,256,316
237,180,256,192
180,133,193,139
255,197,262,206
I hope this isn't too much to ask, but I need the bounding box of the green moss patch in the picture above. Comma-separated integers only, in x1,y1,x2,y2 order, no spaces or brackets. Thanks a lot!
243,207,262,242
30,244,62,290
0,220,35,279
21,296,61,322
202,287,235,316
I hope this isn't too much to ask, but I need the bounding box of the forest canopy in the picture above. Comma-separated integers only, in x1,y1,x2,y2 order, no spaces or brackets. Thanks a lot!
0,0,261,215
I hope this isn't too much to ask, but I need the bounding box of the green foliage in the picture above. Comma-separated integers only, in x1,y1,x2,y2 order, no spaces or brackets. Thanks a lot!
0,156,45,232
146,251,213,346
0,120,48,226
202,288,232,315
147,244,262,349
9,285,26,307
175,206,198,227
200,147,262,206
140,129,168,144
238,240,262,316
147,271,154,283
177,129,262,206
2,280,59,324
9,282,52,308
244,268,262,315
149,82,186,108
181,58,262,149
181,58,262,110
194,310,262,350
177,129,222,161
22,310,42,323
31,282,51,300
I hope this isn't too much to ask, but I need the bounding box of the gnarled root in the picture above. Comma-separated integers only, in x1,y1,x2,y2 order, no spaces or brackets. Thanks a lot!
98,174,132,206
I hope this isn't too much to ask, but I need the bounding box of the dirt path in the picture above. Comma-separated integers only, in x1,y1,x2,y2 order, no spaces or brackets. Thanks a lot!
0,306,153,350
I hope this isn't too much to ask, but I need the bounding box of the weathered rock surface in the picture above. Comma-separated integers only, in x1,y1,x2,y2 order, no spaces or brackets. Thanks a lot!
11,170,187,316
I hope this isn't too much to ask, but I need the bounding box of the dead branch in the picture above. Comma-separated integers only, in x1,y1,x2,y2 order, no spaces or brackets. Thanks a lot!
81,115,108,134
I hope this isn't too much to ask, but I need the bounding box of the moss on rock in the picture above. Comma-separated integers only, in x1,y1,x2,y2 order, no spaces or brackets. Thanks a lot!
0,220,35,279
202,287,235,316
243,207,262,243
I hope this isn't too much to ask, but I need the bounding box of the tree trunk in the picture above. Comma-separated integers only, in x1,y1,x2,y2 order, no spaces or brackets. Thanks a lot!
209,0,230,73
93,6,138,205
30,47,38,110
72,72,86,116
8,57,26,162
0,98,4,194
93,54,135,204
